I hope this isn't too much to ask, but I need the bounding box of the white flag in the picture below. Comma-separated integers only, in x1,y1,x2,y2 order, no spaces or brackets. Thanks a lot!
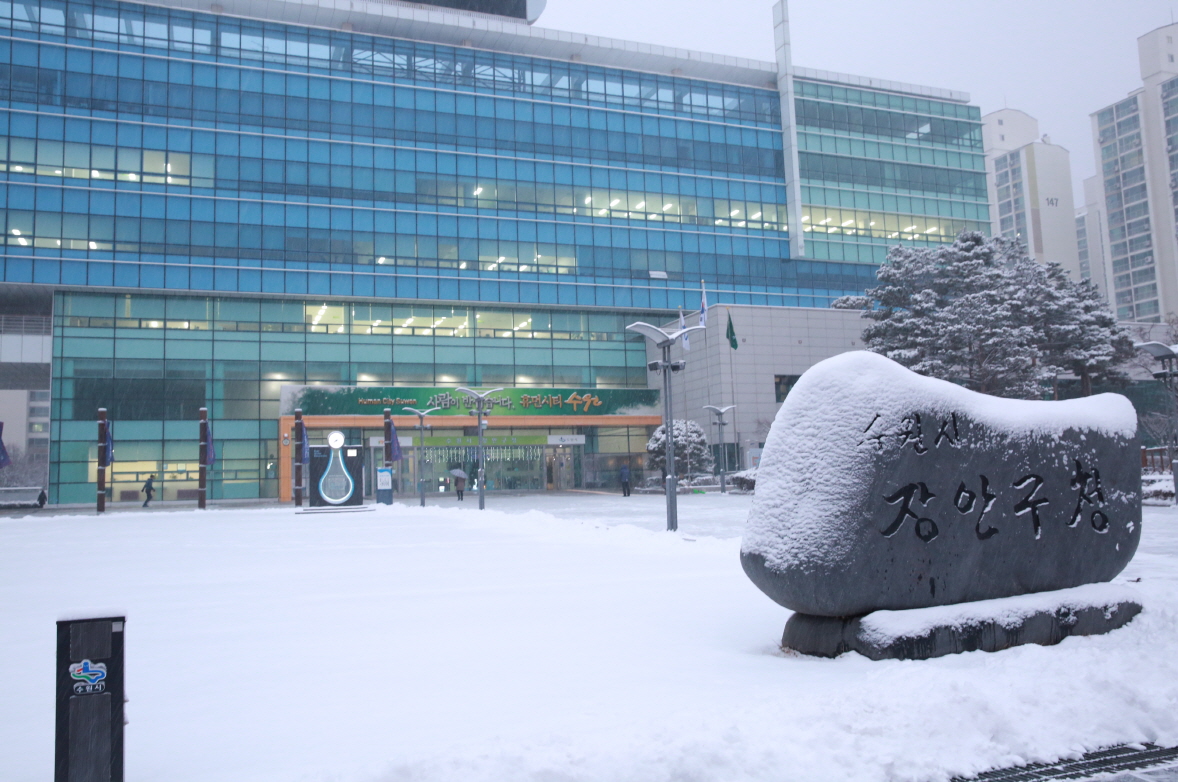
699,282,708,328
679,309,689,351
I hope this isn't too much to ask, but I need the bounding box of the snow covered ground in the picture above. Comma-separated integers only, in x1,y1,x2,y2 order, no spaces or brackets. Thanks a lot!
1,492,1176,782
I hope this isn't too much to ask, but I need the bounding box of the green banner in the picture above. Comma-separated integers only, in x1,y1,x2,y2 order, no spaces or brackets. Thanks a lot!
281,385,660,417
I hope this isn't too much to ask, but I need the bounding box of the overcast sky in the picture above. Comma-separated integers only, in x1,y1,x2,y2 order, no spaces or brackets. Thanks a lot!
540,0,1177,204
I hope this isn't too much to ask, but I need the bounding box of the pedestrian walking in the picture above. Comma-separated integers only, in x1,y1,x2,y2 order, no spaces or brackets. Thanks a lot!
141,474,155,507
620,464,631,497
454,475,466,501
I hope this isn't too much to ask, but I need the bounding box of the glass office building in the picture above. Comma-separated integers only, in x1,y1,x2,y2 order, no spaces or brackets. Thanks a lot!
0,0,987,503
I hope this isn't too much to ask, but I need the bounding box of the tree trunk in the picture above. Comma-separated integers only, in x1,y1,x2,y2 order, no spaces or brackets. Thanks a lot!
1080,368,1093,397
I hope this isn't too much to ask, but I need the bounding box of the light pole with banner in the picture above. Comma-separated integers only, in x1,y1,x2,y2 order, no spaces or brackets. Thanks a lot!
625,321,704,531
703,404,736,494
403,406,441,507
456,387,504,510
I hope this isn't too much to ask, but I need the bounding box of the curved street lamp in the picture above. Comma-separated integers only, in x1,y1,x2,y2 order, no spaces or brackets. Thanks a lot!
626,321,704,531
456,387,504,510
403,406,441,507
703,404,736,494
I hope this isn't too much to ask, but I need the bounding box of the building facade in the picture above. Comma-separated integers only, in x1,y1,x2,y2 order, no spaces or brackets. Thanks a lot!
1076,175,1112,295
1087,23,1178,323
981,108,1079,277
0,0,986,502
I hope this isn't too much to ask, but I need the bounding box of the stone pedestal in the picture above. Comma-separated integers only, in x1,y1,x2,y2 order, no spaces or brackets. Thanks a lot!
781,583,1142,660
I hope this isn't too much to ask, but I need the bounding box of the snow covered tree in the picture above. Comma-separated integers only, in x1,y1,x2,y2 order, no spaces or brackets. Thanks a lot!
646,419,713,477
1020,262,1135,396
833,231,1133,398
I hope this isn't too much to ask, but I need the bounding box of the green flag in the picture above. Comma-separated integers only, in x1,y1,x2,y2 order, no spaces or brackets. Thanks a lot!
726,311,738,349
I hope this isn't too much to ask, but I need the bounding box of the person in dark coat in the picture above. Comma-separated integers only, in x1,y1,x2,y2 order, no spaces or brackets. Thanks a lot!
36,489,47,508
619,464,631,497
454,475,466,501
141,475,155,507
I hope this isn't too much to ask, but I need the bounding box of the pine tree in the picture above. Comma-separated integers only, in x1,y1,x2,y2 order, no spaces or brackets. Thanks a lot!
646,419,714,477
834,231,1132,398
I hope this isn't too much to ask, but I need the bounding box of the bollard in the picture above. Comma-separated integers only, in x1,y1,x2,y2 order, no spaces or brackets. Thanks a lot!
56,616,125,782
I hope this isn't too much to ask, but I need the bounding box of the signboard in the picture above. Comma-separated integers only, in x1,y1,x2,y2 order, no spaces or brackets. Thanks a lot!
281,386,659,418
369,436,414,448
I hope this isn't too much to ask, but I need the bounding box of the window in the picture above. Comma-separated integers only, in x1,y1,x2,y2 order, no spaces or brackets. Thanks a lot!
998,119,1004,126
775,375,801,403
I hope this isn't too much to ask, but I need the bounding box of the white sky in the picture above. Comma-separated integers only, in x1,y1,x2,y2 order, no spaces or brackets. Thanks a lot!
539,0,1178,203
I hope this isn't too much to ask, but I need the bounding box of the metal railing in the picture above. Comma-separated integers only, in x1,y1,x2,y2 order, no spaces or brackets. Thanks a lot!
0,315,51,335
1142,446,1173,473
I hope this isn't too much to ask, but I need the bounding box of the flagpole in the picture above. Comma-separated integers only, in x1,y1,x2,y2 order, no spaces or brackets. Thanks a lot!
726,308,739,469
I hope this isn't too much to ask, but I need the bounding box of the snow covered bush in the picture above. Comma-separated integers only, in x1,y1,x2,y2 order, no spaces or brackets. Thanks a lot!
833,231,1134,399
728,468,756,492
646,420,713,477
1142,473,1175,504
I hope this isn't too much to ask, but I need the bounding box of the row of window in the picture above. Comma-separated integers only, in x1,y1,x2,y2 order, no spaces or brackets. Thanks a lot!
796,130,985,173
1096,96,1139,129
2,0,781,126
1,211,795,284
58,295,655,337
1,112,783,205
801,184,989,222
795,99,983,151
799,152,988,199
6,257,857,310
794,79,980,122
3,177,792,250
1,138,790,231
1100,131,1141,162
1,62,785,179
801,205,983,241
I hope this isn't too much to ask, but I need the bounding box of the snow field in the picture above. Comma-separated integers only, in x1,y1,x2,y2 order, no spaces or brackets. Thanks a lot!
1,496,1176,782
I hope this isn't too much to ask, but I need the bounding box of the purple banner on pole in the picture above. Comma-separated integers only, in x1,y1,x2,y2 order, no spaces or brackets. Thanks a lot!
0,422,11,470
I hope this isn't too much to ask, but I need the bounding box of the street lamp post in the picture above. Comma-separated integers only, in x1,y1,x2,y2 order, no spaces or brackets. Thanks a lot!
626,321,704,532
456,387,504,510
703,404,736,494
403,406,441,507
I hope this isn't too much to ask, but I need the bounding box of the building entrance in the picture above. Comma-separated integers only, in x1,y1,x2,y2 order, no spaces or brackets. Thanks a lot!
546,448,575,490
277,386,662,503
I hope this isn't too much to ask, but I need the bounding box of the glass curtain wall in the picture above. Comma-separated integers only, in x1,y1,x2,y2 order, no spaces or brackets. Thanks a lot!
50,291,656,503
794,78,991,265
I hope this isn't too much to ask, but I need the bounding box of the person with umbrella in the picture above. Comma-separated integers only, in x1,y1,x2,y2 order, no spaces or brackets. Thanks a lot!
450,468,468,501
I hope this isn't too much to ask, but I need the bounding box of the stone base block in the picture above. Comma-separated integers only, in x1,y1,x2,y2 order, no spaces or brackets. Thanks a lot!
782,583,1142,661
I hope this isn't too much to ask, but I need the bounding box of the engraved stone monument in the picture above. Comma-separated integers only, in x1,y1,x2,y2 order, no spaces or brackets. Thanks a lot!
741,351,1143,660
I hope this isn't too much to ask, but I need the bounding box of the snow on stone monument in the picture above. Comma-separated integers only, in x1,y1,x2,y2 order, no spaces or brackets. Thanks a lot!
741,351,1143,660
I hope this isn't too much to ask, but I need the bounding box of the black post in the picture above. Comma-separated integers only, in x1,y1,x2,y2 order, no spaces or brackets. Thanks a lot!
476,405,487,510
97,409,107,514
198,407,208,510
55,616,125,782
662,343,677,531
383,408,393,466
294,409,304,507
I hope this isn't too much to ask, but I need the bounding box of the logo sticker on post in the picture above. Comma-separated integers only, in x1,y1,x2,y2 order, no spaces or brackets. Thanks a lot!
69,659,108,694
